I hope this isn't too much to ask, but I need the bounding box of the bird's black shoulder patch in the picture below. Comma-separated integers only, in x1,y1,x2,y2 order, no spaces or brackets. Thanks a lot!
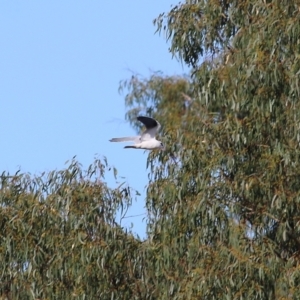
137,116,158,129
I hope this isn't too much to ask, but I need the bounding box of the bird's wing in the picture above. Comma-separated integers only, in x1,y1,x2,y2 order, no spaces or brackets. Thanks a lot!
137,116,161,140
109,136,140,143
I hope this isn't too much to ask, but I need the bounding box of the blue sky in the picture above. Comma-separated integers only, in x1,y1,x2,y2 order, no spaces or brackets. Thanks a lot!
0,1,187,238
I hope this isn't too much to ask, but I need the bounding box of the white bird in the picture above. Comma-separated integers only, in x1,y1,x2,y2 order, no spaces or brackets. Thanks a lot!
110,116,164,150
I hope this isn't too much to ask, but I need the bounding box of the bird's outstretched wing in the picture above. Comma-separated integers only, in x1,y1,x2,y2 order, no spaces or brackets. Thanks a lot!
138,116,161,141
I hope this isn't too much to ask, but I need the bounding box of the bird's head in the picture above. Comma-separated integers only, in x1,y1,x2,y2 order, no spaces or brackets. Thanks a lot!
158,141,165,150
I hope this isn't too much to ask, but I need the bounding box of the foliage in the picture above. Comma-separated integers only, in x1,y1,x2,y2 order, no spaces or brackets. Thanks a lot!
119,0,300,298
0,159,143,299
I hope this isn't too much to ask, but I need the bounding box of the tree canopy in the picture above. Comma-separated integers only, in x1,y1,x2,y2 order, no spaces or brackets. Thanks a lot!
1,0,300,299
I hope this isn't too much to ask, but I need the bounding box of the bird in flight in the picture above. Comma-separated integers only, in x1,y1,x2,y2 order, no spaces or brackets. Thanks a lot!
110,116,164,150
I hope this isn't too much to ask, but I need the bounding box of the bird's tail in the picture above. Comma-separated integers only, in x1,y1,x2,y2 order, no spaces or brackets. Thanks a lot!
109,136,139,142
124,145,138,149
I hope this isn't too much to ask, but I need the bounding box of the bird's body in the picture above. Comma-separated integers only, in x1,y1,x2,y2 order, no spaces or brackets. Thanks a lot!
109,116,164,150
124,139,162,150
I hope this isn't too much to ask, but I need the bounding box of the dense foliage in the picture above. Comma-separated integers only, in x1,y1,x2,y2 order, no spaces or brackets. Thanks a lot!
1,0,300,299
0,159,143,299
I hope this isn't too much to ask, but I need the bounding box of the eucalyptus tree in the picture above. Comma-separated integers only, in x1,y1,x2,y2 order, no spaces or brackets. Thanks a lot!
0,159,142,299
120,0,300,298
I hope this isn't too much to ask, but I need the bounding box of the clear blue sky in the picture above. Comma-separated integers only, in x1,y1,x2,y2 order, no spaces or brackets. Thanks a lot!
0,1,186,238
